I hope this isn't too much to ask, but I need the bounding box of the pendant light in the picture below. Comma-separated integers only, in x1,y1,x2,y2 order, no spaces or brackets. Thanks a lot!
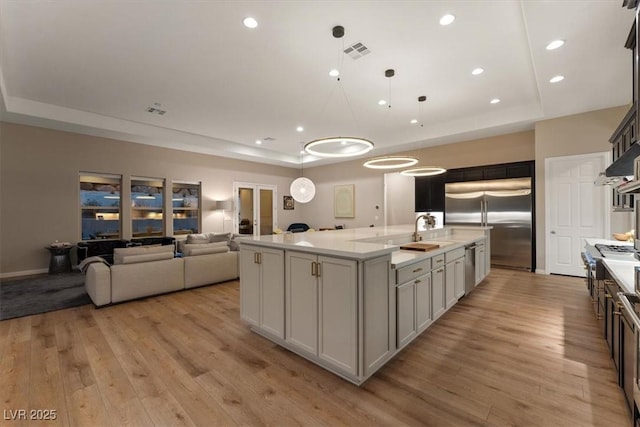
290,148,316,203
304,25,374,158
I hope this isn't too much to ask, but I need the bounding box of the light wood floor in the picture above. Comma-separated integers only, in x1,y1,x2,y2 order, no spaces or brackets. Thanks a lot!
0,268,631,426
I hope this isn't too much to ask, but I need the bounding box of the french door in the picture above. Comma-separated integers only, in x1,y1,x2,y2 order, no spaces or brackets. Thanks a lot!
233,182,277,237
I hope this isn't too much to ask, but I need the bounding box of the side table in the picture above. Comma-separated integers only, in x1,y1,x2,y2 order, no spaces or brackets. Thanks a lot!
45,245,73,274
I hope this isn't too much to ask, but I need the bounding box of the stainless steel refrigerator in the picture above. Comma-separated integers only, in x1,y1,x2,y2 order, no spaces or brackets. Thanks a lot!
445,177,533,271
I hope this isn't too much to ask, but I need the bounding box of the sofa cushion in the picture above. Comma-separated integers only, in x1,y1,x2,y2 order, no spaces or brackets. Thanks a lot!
210,232,231,243
119,251,174,264
113,245,174,264
186,233,212,244
188,246,229,257
182,241,228,256
184,251,239,289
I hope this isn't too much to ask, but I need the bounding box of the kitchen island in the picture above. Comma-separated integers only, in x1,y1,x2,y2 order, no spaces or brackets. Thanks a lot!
239,225,490,385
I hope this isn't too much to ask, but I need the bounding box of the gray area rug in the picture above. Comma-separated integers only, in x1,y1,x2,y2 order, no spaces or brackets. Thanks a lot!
0,272,91,320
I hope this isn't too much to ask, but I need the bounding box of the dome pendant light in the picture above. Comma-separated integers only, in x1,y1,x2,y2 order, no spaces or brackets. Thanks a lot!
304,25,374,159
290,148,316,203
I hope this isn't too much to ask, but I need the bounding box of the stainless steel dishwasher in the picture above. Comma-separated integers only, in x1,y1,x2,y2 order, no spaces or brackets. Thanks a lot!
464,243,477,295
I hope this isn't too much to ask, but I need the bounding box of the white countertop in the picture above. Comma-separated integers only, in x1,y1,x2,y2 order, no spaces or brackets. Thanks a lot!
585,237,633,247
239,225,488,263
602,258,639,294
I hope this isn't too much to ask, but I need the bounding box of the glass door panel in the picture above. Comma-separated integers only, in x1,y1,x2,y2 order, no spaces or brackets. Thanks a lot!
238,187,255,235
260,189,274,235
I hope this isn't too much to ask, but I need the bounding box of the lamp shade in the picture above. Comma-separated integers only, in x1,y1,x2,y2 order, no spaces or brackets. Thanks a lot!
215,200,232,210
290,177,316,203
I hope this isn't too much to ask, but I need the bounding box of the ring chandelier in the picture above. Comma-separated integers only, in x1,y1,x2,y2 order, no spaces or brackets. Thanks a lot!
363,156,418,169
304,137,374,158
400,166,447,177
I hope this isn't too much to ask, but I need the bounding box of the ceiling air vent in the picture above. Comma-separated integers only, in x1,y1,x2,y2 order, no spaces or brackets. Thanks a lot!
344,42,370,60
146,106,166,115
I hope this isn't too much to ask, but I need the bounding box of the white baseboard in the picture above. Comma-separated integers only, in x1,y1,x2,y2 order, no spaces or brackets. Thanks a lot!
535,269,547,275
0,268,49,279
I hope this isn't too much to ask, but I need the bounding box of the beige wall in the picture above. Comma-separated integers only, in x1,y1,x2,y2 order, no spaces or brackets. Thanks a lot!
534,105,631,272
1,106,629,276
0,122,299,275
300,130,535,229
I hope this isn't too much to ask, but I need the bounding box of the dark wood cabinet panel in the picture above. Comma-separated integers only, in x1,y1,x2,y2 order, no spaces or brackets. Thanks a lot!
415,175,444,212
482,167,506,180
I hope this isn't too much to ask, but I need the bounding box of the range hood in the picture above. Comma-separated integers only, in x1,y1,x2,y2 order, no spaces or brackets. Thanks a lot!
605,142,640,177
594,172,628,186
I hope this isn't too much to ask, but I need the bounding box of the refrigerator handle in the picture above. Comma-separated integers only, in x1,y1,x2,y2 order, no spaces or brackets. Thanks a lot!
480,200,486,227
484,200,488,227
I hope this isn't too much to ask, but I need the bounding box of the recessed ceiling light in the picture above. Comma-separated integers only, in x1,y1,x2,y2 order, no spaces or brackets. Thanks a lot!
471,68,484,76
549,75,565,83
410,119,418,124
296,126,304,132
255,140,262,145
378,100,387,106
546,40,565,50
440,14,455,26
490,98,501,104
243,17,258,29
329,69,340,77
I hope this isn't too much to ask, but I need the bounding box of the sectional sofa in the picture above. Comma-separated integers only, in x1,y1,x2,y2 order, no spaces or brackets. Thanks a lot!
84,232,240,307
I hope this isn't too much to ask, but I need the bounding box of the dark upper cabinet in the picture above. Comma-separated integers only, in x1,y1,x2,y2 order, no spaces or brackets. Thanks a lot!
414,174,444,212
483,166,507,180
443,161,533,183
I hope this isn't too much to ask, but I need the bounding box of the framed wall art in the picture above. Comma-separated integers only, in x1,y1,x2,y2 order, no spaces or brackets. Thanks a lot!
334,184,355,218
283,195,294,210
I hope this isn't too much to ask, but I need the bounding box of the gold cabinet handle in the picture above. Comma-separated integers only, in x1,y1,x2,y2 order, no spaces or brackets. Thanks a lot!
436,268,444,273
413,267,423,273
414,279,422,284
436,259,443,263
605,293,612,299
311,261,317,276
317,262,321,277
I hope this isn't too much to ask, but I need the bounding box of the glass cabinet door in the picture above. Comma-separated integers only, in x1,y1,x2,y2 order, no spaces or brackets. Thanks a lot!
131,177,164,237
172,181,201,235
80,173,122,240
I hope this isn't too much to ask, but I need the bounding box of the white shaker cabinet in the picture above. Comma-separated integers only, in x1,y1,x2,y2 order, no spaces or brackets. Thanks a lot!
431,257,446,321
285,251,358,376
445,247,466,306
239,245,285,338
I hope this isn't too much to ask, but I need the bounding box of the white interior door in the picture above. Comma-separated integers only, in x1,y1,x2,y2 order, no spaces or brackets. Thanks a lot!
234,182,277,236
545,152,609,276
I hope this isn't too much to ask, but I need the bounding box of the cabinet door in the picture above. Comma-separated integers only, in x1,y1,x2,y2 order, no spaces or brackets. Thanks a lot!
239,246,261,326
621,310,635,413
432,266,445,320
454,258,465,298
445,262,457,309
260,248,285,339
286,252,318,355
397,281,416,348
318,256,358,375
364,256,393,376
415,273,432,332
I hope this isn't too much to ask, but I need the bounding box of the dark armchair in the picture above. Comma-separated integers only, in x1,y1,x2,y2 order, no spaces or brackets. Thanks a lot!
287,223,310,233
76,239,129,265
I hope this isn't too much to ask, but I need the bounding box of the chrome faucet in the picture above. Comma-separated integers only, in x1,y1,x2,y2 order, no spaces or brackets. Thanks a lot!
414,214,436,242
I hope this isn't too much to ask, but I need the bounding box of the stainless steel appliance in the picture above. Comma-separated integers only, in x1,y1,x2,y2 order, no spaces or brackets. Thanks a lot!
445,177,532,270
464,243,477,294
